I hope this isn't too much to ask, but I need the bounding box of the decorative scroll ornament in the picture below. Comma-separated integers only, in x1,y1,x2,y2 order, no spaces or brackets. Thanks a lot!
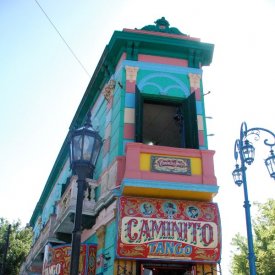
103,79,116,102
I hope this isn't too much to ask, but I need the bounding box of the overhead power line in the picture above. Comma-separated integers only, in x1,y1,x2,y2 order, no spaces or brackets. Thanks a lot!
34,0,91,77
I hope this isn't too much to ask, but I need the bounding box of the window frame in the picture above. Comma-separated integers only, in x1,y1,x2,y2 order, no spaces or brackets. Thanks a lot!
135,86,199,149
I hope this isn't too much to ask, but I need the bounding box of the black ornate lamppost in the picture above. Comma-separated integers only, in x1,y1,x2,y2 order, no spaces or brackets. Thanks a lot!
232,122,275,275
69,115,102,275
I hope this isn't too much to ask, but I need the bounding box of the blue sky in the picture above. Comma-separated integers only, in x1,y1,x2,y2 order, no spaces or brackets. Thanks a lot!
1,0,275,273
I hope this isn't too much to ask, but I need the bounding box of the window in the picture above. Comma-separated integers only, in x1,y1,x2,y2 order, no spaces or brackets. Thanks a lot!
135,86,199,149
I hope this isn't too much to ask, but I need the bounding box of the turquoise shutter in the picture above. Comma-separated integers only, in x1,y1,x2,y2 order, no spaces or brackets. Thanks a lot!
181,92,199,149
135,86,143,142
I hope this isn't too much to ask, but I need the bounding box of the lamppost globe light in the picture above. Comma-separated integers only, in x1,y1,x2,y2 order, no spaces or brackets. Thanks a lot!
232,164,243,187
241,140,255,165
233,121,275,275
69,114,103,275
265,150,275,179
69,116,103,179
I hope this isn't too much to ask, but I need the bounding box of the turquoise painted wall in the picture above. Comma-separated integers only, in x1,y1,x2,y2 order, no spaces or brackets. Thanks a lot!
102,220,116,275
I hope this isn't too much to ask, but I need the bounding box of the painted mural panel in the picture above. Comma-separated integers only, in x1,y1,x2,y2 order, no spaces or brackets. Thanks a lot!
42,243,96,275
117,196,221,262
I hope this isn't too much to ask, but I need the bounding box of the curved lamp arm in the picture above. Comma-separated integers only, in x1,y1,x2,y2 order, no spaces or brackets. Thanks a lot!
233,122,275,184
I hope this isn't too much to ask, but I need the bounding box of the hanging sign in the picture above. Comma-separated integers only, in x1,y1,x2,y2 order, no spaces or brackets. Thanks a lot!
42,243,97,275
151,155,191,175
117,196,221,263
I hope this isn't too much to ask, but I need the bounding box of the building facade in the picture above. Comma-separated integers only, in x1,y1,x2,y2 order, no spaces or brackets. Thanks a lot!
20,17,219,275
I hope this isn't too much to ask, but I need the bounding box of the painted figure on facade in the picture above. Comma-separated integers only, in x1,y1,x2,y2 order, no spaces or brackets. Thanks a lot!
141,202,153,216
163,202,177,218
187,206,199,219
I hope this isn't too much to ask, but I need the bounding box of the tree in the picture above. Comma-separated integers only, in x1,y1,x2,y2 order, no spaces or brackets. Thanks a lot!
230,199,275,275
0,218,32,275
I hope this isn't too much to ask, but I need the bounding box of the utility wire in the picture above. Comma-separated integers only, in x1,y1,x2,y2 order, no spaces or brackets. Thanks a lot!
34,0,91,78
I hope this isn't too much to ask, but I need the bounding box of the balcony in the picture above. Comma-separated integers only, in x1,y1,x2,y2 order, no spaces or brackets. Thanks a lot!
20,214,57,274
54,176,98,238
121,142,218,200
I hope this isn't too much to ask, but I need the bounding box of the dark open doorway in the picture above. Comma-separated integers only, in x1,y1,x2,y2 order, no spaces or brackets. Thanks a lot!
143,102,181,147
141,263,193,275
135,86,199,149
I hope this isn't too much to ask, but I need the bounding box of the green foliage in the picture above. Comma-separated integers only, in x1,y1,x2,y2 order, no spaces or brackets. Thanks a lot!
231,233,250,275
230,199,275,275
0,218,33,275
253,199,275,274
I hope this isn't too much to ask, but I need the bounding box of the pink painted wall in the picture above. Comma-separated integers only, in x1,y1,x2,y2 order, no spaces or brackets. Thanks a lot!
138,54,188,67
124,143,217,185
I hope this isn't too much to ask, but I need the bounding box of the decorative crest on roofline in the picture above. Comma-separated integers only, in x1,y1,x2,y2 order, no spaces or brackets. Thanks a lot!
140,17,187,35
